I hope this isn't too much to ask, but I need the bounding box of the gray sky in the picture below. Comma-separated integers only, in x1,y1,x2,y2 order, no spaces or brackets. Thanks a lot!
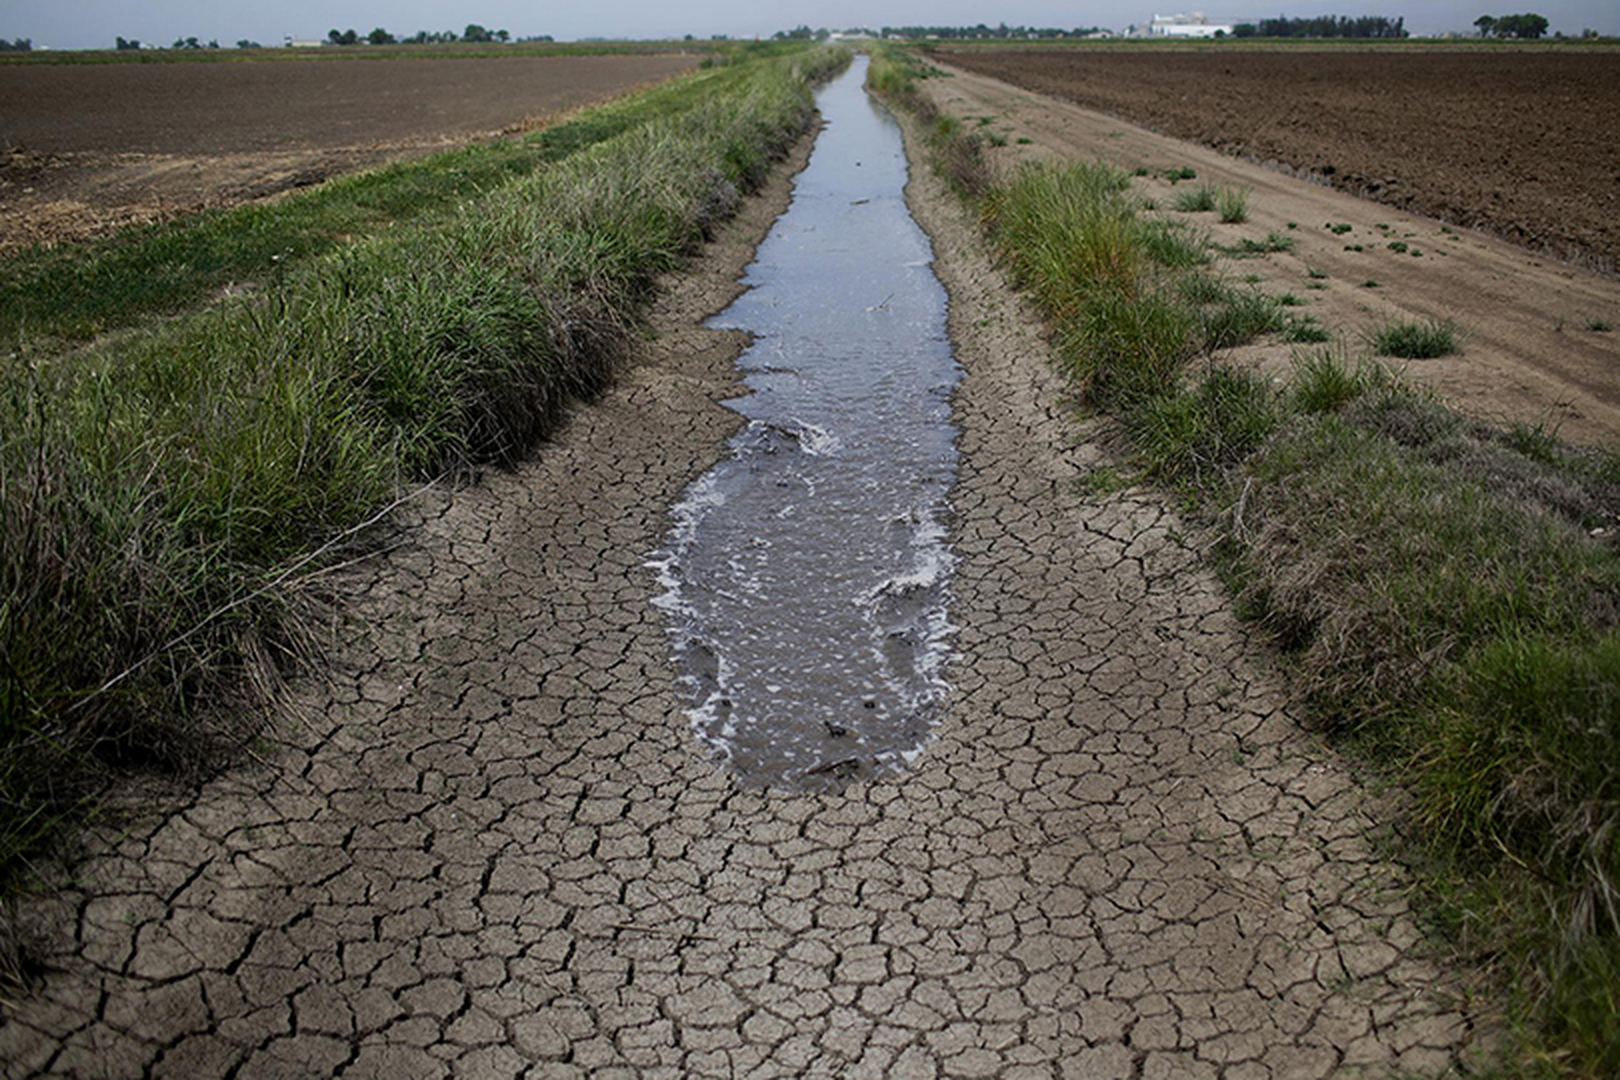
7,1,1617,49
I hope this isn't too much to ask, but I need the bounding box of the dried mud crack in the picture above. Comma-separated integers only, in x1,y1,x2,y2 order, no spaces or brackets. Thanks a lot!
1,96,1480,1078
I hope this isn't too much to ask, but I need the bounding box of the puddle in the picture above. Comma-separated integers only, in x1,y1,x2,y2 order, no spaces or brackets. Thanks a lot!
651,57,961,789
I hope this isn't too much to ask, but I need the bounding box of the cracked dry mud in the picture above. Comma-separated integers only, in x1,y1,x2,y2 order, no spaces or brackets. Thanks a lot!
1,100,1480,1079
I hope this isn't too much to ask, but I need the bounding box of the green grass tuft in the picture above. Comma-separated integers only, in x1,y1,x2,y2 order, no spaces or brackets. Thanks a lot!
1215,185,1250,224
1368,317,1462,359
1173,184,1218,213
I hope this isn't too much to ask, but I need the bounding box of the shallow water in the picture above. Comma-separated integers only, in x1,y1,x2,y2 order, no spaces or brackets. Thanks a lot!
651,57,961,789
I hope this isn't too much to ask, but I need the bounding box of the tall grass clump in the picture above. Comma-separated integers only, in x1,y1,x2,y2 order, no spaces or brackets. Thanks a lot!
0,45,850,893
1172,183,1218,213
1368,316,1462,359
1215,185,1250,224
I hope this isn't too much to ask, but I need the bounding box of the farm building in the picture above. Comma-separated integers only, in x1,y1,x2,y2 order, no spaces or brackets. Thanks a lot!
1149,12,1235,37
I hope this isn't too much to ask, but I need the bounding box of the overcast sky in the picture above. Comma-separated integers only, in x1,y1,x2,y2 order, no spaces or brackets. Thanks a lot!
7,1,1617,49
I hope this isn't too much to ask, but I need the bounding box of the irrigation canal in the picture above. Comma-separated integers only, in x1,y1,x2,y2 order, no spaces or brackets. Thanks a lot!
652,57,962,789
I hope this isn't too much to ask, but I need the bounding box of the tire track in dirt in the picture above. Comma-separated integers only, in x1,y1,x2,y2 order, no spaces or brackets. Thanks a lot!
1,97,1479,1079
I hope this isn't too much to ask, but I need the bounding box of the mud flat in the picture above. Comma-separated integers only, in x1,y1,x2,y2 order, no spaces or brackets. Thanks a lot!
0,53,698,246
935,46,1620,272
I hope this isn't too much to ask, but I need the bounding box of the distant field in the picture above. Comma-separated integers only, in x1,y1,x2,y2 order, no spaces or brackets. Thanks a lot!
932,46,1620,269
0,52,701,246
0,39,724,65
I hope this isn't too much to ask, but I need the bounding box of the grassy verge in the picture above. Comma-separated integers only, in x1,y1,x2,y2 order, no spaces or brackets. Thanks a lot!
0,45,849,906
871,43,1620,1079
0,55,796,348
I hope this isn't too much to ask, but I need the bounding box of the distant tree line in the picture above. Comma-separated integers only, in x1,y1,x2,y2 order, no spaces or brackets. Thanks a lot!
880,23,1104,39
1473,13,1550,38
1231,16,1407,38
326,24,516,46
0,36,33,51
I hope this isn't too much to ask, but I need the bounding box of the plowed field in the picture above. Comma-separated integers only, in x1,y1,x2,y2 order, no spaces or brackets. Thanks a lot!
932,47,1620,270
0,53,699,246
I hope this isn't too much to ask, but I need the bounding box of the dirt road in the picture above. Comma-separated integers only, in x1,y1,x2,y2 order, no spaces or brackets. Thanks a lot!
926,60,1620,445
1,103,1478,1077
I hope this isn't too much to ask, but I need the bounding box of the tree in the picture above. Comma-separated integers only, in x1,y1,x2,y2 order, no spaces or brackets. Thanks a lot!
367,27,395,45
1232,23,1258,37
1495,12,1549,38
496,29,510,42
1474,14,1497,36
115,36,141,50
327,28,359,45
463,24,492,43
236,39,261,49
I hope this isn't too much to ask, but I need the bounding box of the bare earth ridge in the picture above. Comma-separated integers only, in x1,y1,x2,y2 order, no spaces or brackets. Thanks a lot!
0,105,1479,1076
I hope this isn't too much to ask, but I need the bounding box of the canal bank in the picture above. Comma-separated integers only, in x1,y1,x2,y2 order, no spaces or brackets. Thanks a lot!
0,61,1479,1078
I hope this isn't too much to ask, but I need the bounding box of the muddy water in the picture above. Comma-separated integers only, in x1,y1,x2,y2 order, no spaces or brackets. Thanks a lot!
652,58,961,788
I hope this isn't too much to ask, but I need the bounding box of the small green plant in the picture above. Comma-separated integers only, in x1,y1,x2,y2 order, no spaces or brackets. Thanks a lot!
1215,185,1249,224
1286,221,1298,230
1328,222,1353,235
1015,136,1033,145
1132,166,1151,177
1587,317,1614,332
1504,419,1564,465
1274,292,1304,307
1361,278,1380,287
1164,165,1198,184
1368,317,1461,358
1282,315,1332,343
1174,184,1218,213
1077,465,1135,495
985,132,1008,148
1129,365,1279,481
1345,244,1365,252
1221,233,1293,257
1201,289,1283,350
1388,240,1409,254
1306,266,1329,280
1290,347,1376,411
1178,272,1230,306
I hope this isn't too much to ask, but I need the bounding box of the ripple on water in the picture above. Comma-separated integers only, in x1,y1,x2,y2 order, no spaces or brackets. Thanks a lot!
650,57,961,790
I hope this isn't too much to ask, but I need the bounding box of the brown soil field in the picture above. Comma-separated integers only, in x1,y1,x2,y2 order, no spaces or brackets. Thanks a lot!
931,47,1620,272
0,54,699,247
921,60,1620,444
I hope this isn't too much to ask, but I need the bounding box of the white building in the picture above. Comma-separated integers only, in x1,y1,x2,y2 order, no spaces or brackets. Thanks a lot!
1149,12,1235,37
